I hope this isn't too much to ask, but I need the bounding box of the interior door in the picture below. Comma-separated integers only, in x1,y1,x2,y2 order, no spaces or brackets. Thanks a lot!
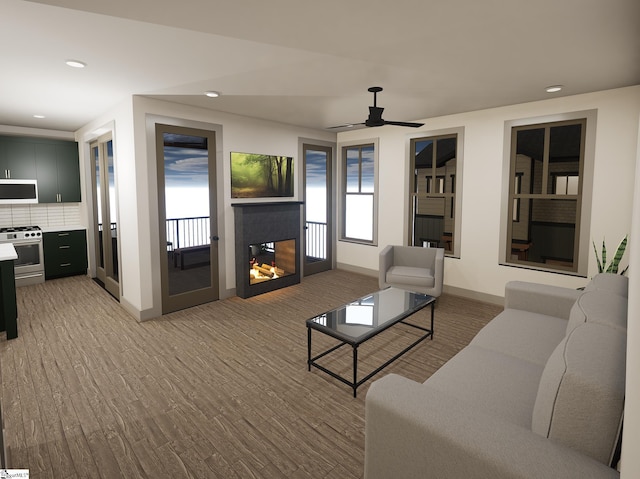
156,124,219,313
91,134,120,299
303,144,333,275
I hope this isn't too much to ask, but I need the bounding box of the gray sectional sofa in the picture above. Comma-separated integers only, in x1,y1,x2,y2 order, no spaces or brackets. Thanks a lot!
365,273,628,479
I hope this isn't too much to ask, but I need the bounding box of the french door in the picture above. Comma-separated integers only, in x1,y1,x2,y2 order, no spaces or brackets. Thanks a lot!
303,143,333,275
91,134,120,299
156,124,219,313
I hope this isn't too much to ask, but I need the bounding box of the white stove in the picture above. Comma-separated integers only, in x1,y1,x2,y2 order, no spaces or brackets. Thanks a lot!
0,225,43,240
0,226,44,286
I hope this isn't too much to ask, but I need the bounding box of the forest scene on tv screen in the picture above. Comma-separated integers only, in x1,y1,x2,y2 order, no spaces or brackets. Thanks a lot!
231,152,294,198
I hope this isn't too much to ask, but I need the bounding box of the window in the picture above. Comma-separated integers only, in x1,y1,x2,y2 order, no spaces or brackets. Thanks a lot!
505,118,588,273
409,130,463,256
341,142,376,244
553,174,579,195
513,173,523,222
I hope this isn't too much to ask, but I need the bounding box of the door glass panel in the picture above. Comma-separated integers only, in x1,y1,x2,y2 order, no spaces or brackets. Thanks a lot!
14,244,40,267
305,149,328,263
106,140,118,282
92,145,104,269
162,133,211,295
91,135,119,300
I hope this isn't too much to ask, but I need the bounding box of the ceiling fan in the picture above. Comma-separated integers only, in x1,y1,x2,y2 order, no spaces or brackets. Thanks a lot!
329,86,424,129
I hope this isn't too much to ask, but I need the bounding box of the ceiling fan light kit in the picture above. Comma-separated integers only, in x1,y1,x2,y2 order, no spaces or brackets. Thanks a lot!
329,87,424,130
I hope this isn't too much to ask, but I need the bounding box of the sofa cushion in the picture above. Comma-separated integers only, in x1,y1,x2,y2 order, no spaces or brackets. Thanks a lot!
470,309,567,366
566,290,628,335
386,265,435,288
532,322,626,465
584,273,629,297
425,345,544,428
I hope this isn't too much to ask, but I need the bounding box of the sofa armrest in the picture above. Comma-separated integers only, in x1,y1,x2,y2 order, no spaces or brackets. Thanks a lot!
432,248,444,296
365,374,619,479
504,281,582,320
378,245,394,289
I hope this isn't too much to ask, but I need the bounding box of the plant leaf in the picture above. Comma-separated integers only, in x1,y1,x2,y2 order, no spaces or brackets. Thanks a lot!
601,239,607,271
593,240,603,273
607,235,628,274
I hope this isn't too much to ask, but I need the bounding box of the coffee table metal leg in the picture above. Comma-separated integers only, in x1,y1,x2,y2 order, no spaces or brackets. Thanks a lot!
430,302,435,339
353,345,358,397
307,327,312,371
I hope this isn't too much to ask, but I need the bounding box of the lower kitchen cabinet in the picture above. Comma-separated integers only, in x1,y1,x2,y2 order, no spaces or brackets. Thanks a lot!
43,230,88,279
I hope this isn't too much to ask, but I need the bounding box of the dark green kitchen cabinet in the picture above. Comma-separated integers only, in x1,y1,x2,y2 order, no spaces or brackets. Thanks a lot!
35,142,81,203
43,230,88,279
0,136,37,179
0,135,81,203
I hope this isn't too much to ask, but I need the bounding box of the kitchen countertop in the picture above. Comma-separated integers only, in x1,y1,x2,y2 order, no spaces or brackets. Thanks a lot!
0,243,18,261
40,225,87,233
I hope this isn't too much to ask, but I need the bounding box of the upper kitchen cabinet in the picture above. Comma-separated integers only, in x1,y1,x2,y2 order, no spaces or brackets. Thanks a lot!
0,135,81,203
35,141,81,203
0,136,37,179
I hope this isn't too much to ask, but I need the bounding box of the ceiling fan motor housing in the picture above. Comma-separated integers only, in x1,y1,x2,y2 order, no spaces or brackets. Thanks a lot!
366,106,385,127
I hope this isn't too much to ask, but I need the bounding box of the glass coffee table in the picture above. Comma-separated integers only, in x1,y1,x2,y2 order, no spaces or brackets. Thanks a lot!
306,287,435,397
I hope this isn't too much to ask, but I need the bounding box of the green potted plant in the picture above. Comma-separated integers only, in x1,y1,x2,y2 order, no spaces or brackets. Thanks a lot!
593,235,628,275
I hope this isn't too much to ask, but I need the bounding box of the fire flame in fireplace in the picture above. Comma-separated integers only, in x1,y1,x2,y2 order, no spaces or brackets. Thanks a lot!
250,262,285,283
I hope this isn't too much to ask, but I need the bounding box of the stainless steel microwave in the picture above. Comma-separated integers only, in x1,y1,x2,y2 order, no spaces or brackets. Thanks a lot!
0,179,38,204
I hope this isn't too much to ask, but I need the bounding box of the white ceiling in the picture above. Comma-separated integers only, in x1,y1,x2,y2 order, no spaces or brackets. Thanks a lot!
2,0,639,133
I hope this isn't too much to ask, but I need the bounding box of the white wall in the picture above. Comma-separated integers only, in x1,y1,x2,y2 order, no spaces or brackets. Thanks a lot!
337,86,640,298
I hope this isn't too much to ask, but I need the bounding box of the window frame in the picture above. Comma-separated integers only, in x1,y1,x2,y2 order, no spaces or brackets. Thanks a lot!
408,127,464,258
500,110,597,277
339,139,379,245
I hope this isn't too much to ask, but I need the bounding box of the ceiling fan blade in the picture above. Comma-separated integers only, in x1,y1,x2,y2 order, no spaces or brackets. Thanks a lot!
326,122,365,130
384,120,425,128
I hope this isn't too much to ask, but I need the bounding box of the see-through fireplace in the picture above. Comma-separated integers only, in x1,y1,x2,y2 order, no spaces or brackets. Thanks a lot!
233,202,302,298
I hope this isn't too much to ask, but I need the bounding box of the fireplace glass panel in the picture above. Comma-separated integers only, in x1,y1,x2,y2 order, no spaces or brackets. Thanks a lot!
249,239,296,284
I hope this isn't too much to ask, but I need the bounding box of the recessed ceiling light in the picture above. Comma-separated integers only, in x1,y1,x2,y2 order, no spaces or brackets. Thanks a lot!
33,115,45,119
205,91,220,98
65,60,86,68
545,85,563,93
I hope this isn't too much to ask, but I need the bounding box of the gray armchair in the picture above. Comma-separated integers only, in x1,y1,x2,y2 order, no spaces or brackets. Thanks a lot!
379,245,445,297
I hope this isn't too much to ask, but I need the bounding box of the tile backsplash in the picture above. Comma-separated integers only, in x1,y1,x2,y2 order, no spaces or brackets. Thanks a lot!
0,203,81,228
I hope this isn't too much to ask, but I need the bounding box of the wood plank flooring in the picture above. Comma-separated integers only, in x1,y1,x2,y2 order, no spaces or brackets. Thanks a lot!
0,270,502,478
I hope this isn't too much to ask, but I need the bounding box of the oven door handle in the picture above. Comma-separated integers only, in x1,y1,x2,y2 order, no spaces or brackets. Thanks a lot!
13,240,42,246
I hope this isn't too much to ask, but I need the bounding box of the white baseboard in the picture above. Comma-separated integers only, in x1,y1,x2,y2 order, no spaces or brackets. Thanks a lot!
443,284,504,306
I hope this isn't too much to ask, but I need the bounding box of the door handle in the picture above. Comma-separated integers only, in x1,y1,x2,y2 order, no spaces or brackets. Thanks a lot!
211,236,220,241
